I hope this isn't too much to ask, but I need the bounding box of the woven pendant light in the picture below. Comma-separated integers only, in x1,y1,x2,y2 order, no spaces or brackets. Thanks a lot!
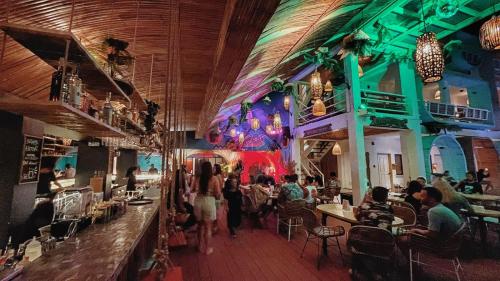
480,15,500,50
230,128,237,138
324,80,333,92
415,32,444,83
312,99,326,116
310,70,323,99
266,124,273,135
332,142,342,155
273,112,282,129
283,95,291,111
251,117,260,130
239,132,245,144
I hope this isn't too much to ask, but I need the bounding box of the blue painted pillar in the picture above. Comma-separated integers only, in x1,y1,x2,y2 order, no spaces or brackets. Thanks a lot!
399,61,426,181
345,54,367,205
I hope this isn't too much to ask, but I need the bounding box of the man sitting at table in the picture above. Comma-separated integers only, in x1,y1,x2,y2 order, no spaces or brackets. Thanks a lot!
411,186,462,239
455,171,483,194
356,186,394,231
278,174,304,203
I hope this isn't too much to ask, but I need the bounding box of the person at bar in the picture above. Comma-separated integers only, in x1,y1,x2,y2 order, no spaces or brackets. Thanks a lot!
37,158,63,195
126,166,138,191
64,163,76,179
410,187,462,239
356,186,394,231
455,171,483,194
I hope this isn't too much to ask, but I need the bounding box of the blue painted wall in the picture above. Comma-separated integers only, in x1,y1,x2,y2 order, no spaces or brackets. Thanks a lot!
137,153,162,172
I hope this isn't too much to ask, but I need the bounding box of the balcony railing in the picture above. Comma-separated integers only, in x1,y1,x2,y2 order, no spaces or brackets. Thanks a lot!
297,90,346,125
360,89,408,116
424,101,489,122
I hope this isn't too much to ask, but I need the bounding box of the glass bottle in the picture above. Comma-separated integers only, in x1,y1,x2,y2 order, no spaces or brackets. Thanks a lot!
69,66,82,108
103,92,113,125
49,64,63,101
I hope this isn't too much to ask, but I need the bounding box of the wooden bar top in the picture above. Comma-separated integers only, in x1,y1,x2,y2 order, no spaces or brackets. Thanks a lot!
15,201,159,281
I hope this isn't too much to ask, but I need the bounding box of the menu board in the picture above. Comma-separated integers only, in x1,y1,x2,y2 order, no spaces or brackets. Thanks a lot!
19,135,43,184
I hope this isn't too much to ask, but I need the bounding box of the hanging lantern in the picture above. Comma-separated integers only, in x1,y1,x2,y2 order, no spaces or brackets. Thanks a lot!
283,95,291,111
415,32,444,83
239,132,245,144
230,128,237,138
312,99,326,116
480,15,500,50
310,70,323,99
324,80,333,93
273,112,282,129
332,142,342,155
251,117,260,130
266,124,274,135
358,64,364,77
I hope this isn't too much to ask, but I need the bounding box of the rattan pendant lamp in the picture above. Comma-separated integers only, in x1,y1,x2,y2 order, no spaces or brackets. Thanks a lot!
480,1,500,50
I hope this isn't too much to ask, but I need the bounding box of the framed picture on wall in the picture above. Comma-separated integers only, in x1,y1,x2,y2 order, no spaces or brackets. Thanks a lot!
394,154,403,175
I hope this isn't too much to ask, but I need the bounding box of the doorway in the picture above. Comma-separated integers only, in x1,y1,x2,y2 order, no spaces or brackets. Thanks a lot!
377,153,393,189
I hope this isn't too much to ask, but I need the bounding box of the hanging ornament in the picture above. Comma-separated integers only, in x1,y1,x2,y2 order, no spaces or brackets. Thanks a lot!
415,32,444,83
480,15,500,50
273,112,282,129
312,99,326,116
324,80,333,93
283,95,291,111
332,142,342,155
251,117,260,130
310,70,323,99
230,128,237,138
239,132,245,144
266,124,274,135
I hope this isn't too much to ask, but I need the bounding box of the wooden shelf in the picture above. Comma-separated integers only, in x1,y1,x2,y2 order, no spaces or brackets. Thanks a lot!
0,23,147,110
0,98,125,138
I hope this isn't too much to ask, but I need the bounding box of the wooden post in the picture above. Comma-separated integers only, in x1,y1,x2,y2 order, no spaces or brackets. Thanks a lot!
60,39,71,99
69,0,76,31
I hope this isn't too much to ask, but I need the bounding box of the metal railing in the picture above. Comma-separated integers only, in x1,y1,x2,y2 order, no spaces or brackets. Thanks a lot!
424,101,489,122
360,89,408,116
298,90,347,125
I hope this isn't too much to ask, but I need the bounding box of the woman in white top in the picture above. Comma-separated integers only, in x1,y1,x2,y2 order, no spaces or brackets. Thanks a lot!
192,161,221,255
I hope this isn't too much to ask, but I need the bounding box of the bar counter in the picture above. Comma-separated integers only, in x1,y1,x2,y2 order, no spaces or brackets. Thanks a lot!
15,200,159,281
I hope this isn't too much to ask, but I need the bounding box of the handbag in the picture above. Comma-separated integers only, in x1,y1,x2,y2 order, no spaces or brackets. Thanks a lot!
168,229,187,248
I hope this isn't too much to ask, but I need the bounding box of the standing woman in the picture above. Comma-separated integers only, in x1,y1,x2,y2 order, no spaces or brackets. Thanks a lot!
213,164,224,233
223,174,242,238
126,166,138,191
193,162,221,255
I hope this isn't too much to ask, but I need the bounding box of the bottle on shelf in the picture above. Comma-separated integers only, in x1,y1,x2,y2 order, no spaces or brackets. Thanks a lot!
103,92,113,125
66,67,82,108
49,62,63,101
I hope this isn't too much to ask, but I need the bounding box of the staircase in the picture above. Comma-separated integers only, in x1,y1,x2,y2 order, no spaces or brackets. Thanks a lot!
300,140,334,184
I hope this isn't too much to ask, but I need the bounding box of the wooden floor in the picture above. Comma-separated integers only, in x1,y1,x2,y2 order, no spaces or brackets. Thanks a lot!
170,209,500,281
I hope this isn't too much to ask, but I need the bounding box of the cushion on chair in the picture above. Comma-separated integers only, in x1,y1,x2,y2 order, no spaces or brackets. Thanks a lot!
313,226,345,237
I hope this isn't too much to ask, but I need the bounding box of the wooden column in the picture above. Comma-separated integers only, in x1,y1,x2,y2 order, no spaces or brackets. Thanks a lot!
345,54,367,206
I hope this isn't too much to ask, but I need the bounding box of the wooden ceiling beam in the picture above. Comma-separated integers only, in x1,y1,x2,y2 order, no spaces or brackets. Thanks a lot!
195,0,280,138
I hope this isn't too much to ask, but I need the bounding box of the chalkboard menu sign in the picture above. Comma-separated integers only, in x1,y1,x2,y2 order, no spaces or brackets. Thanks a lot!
19,135,43,184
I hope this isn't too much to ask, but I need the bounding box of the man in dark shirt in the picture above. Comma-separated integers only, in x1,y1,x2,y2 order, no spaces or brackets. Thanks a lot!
455,171,483,194
356,186,394,230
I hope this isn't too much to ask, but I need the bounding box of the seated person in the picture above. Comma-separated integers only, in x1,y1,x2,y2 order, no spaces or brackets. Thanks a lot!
304,176,318,204
455,171,483,194
356,186,394,230
278,174,304,203
411,187,462,240
314,175,324,189
416,177,427,187
405,180,423,213
328,172,340,189
434,179,472,216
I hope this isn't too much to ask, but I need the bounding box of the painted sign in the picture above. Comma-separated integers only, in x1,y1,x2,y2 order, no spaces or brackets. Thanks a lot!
19,135,43,184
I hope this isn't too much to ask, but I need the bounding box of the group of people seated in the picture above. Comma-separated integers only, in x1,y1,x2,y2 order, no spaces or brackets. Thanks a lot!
277,173,331,206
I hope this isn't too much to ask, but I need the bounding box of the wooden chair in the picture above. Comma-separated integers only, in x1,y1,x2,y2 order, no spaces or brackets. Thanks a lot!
409,223,467,281
300,208,345,269
347,226,396,280
277,199,306,241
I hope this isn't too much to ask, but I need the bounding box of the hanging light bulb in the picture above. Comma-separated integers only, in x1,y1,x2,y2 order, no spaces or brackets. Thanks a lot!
251,117,260,130
266,124,274,135
415,32,444,83
312,99,326,116
239,132,245,144
283,95,290,111
230,128,237,138
332,142,342,155
310,70,323,99
324,80,333,92
273,112,282,129
480,15,500,50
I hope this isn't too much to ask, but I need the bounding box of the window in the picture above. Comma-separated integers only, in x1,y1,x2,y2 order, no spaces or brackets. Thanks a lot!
394,154,403,175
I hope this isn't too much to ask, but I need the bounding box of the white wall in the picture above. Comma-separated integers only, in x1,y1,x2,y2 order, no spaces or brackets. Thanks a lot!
336,133,406,190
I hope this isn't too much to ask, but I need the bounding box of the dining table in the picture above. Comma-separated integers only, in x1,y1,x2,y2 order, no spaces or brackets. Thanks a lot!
462,193,500,203
316,204,404,256
463,205,500,255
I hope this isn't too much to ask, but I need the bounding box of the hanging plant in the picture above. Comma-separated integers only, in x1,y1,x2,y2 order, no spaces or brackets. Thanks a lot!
263,95,272,105
103,37,134,66
239,100,253,123
338,30,373,59
303,47,341,71
271,78,285,92
143,99,160,134
228,116,238,126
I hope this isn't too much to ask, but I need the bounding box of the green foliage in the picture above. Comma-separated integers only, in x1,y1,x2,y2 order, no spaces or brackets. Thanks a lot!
271,78,285,92
239,101,253,123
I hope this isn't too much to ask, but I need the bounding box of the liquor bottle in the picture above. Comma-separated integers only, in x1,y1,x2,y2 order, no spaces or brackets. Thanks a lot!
103,93,113,125
68,66,82,108
49,64,63,101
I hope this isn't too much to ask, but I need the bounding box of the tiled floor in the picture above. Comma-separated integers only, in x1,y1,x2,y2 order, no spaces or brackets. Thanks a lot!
170,209,500,281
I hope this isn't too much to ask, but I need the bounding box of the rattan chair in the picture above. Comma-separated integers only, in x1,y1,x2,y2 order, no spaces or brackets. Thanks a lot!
409,223,467,281
393,205,417,227
300,208,345,269
347,226,396,280
277,199,306,241
388,199,415,211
